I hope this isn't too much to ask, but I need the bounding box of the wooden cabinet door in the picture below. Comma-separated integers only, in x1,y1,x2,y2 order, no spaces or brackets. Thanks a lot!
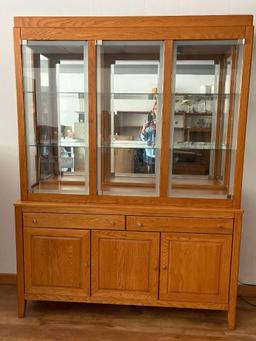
24,228,90,300
159,233,232,304
91,231,160,300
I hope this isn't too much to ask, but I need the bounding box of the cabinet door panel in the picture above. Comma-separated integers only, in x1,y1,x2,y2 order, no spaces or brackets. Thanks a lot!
92,231,160,300
24,228,90,299
160,233,232,304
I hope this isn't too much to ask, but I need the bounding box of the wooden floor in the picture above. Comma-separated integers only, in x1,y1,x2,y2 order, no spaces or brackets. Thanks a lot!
1,285,256,341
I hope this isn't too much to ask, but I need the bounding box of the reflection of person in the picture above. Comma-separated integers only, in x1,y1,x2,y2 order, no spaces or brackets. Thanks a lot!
140,111,156,174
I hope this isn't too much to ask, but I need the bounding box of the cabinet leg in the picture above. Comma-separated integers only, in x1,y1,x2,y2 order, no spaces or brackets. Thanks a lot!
17,298,26,318
227,305,236,330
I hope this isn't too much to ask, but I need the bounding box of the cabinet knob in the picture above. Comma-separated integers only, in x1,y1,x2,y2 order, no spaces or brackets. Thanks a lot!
32,218,37,224
217,224,224,229
84,262,89,268
162,266,168,271
110,220,116,226
136,222,143,227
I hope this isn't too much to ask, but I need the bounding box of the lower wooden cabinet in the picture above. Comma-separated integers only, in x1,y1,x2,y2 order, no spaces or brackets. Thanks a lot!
91,230,160,300
24,228,90,300
18,207,239,328
159,233,232,304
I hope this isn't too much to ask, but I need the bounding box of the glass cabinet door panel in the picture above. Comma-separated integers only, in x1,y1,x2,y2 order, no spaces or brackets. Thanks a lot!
97,41,164,196
169,40,244,199
22,41,89,194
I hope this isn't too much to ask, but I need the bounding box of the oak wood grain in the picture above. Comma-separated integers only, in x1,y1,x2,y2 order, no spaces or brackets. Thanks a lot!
127,216,233,234
20,26,246,41
159,233,232,304
23,212,125,230
91,231,160,300
14,15,253,28
24,228,90,299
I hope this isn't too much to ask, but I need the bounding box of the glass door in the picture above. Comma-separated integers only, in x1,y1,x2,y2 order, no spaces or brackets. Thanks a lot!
22,41,89,194
169,40,244,199
97,41,164,196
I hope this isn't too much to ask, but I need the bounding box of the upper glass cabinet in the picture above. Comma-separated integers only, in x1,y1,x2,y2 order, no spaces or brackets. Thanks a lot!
97,41,164,196
21,38,245,200
22,41,89,194
169,40,244,199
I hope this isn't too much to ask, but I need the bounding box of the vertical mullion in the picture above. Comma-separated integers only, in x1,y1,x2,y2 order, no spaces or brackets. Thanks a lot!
13,28,28,200
160,40,173,197
223,46,238,190
88,40,97,197
214,56,226,179
233,26,254,207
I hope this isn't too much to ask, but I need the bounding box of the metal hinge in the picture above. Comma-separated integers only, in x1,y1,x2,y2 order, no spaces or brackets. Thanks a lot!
96,40,102,46
21,40,27,45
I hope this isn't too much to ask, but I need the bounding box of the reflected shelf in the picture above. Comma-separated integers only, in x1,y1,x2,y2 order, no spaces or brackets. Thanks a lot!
175,93,234,96
173,142,232,150
23,91,87,94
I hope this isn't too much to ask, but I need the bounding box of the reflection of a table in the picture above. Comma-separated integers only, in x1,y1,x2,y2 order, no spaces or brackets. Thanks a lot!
60,138,87,172
111,139,151,174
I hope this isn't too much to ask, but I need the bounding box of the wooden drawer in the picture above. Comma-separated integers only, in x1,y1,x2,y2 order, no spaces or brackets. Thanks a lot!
24,213,125,230
127,216,233,234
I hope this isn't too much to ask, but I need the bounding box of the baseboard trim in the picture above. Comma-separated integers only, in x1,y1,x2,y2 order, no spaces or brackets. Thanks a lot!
238,284,256,298
0,273,17,285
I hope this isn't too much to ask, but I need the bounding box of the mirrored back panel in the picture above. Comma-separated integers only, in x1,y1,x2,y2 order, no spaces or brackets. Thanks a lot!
22,41,89,194
97,41,164,196
169,40,244,199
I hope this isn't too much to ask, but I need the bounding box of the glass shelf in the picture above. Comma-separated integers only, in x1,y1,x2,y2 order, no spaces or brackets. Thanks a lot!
23,91,87,95
175,93,233,96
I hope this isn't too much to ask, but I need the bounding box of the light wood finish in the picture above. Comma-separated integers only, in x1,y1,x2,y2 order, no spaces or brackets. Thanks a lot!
159,233,232,304
13,28,28,201
13,16,253,208
18,201,237,218
91,231,160,300
0,274,17,285
15,206,26,317
24,228,90,299
127,216,233,234
160,41,172,197
14,15,253,28
23,212,125,230
26,191,234,207
13,16,253,329
228,211,243,329
20,26,246,41
233,26,254,207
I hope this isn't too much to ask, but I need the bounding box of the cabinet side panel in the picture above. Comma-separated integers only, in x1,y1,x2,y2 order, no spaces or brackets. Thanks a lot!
13,28,28,200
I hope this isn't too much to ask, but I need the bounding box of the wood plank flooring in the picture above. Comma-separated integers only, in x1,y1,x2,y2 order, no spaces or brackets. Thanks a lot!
0,284,256,341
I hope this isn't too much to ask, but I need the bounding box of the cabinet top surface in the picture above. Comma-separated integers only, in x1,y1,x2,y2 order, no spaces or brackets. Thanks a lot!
14,15,253,28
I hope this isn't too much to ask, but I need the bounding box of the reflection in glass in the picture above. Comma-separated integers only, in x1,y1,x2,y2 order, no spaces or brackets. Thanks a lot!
97,41,164,196
169,40,243,198
22,41,89,194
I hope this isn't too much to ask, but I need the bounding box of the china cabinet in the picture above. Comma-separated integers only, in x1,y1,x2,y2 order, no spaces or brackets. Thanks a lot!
13,15,253,329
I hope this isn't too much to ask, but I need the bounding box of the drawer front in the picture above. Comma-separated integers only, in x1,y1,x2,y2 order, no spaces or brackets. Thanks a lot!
24,213,125,230
127,216,233,234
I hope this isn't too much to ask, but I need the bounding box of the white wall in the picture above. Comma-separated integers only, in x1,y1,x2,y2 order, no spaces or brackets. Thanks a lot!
0,0,256,283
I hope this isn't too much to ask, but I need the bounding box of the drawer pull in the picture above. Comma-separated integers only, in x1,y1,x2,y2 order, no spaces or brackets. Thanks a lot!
217,224,224,229
162,266,168,271
32,218,37,224
136,222,143,227
109,220,116,226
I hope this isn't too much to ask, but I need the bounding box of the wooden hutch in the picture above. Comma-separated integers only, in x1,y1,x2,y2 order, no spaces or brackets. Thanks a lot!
13,15,253,329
